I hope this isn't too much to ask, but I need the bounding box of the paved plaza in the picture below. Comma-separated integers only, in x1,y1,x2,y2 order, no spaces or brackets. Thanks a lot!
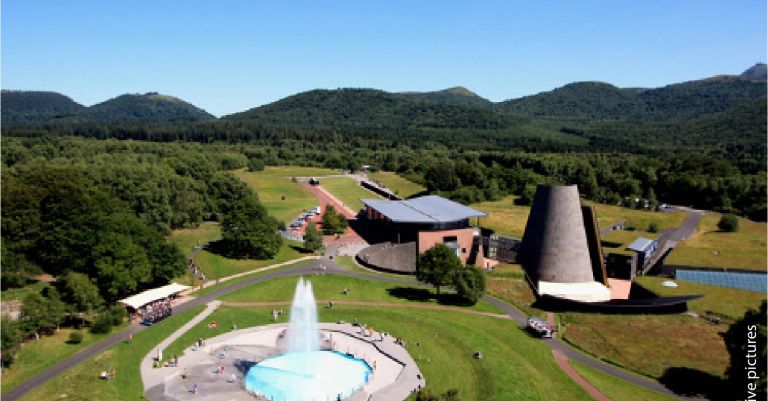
141,307,424,401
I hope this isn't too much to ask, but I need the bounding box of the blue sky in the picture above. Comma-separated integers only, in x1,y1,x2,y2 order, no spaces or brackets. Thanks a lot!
2,1,766,116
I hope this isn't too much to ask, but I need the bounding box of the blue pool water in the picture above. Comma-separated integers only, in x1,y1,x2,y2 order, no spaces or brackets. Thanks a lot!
245,350,371,401
676,270,767,293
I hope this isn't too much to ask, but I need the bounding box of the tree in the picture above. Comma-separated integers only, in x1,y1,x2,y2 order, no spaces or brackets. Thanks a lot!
92,233,152,301
515,184,537,206
723,301,766,400
58,271,104,324
19,290,65,337
717,214,739,232
1,317,22,367
221,196,282,259
321,204,348,235
416,244,462,294
454,266,486,305
303,223,323,252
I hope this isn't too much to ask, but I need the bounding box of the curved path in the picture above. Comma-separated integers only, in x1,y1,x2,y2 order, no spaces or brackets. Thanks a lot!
6,256,693,401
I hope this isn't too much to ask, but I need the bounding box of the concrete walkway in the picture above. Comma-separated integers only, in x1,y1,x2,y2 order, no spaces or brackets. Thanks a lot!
141,300,222,392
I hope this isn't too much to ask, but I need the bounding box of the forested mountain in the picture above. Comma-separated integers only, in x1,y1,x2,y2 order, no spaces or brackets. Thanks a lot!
224,88,511,129
1,91,215,124
496,77,766,120
1,90,85,123
495,82,647,120
82,93,216,123
2,66,765,160
400,86,493,109
740,63,767,80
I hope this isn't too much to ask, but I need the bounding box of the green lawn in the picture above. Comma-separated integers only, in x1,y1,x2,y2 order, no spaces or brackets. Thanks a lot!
561,312,730,379
486,265,540,318
636,276,766,320
471,195,530,237
193,240,308,280
368,172,426,199
164,305,594,401
1,326,125,394
588,203,686,232
569,360,679,401
191,260,314,297
19,306,206,401
235,167,325,223
471,196,686,240
220,274,503,314
666,213,767,270
319,176,383,213
257,166,339,178
167,221,221,256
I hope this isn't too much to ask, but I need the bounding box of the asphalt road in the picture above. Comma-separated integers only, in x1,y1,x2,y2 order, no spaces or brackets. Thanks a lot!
5,257,697,401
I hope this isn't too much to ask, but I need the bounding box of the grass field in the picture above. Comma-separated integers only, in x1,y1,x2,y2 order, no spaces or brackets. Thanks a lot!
191,260,315,297
636,276,766,319
470,196,686,240
193,240,309,280
486,264,540,317
666,213,767,270
18,306,206,401
471,195,530,237
236,167,329,223
0,326,125,394
220,274,503,314
167,221,221,255
569,360,679,401
588,203,686,232
163,305,594,401
368,172,426,199
320,176,383,213
561,312,729,379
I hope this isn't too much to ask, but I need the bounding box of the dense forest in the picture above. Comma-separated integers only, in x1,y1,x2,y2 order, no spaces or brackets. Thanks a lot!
0,138,284,365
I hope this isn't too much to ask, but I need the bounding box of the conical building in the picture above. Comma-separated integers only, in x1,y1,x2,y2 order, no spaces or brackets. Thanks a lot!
520,185,611,302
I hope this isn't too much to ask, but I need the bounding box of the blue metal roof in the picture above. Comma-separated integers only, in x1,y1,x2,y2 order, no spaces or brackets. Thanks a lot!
361,195,486,223
626,237,656,252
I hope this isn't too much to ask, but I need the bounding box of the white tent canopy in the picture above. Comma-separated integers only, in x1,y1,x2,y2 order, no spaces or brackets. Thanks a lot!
118,283,191,310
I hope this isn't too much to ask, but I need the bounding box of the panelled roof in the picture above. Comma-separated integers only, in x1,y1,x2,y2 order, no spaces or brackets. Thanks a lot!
627,237,656,252
361,195,485,223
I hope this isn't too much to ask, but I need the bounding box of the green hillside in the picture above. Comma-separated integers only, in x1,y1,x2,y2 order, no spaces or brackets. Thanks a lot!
400,86,493,109
740,63,767,80
496,81,647,120
497,77,766,121
1,91,85,123
223,88,511,129
82,93,215,123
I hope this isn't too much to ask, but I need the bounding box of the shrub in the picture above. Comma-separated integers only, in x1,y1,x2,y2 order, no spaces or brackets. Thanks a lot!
717,214,739,232
68,331,83,344
104,304,127,326
90,314,114,334
648,222,659,233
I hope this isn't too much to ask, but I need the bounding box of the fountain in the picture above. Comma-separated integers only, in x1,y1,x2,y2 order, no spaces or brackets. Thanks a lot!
286,276,320,353
245,277,372,401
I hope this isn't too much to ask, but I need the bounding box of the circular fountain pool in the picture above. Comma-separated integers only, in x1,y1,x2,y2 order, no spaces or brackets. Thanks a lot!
245,350,372,401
